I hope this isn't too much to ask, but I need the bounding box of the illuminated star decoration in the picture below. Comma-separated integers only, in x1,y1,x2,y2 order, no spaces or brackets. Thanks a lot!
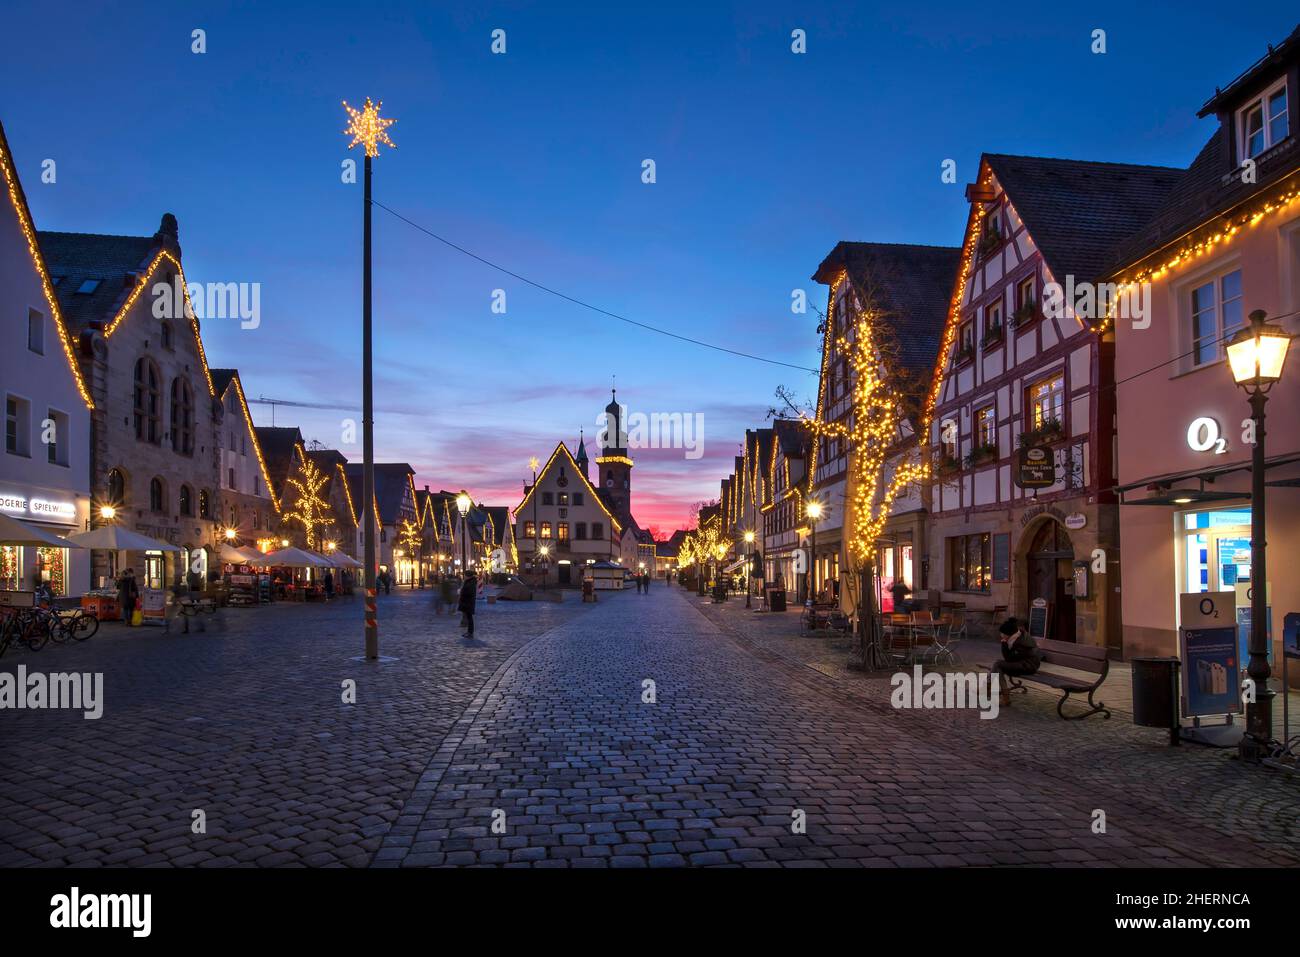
342,98,397,157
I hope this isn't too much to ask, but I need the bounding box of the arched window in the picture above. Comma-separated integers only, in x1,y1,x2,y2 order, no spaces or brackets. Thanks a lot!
106,468,125,506
198,489,211,519
179,484,193,516
171,378,194,455
134,358,161,444
149,477,165,513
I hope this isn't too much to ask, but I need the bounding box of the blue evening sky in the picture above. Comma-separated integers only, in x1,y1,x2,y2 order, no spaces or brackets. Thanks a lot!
2,1,1295,530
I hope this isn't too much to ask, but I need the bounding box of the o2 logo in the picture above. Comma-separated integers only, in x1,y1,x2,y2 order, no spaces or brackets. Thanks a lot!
1186,417,1227,455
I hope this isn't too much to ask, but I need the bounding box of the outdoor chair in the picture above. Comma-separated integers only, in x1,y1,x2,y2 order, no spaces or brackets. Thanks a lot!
931,613,962,666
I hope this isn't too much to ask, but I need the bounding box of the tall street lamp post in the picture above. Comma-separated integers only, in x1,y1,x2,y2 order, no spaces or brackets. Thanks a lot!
1226,309,1291,762
456,492,472,577
343,97,396,661
744,530,755,608
806,500,823,604
529,456,539,585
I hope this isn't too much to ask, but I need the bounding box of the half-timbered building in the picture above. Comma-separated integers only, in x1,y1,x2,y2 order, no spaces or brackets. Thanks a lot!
927,154,1180,650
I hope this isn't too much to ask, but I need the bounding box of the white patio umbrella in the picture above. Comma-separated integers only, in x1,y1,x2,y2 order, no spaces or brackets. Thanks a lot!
0,512,82,548
261,546,332,568
326,551,363,568
220,544,254,563
64,526,184,552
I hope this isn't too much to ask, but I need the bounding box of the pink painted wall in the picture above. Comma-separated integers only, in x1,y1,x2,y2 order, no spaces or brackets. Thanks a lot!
1115,206,1300,660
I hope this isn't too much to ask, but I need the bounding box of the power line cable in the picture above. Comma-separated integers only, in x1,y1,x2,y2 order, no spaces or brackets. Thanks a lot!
370,199,819,374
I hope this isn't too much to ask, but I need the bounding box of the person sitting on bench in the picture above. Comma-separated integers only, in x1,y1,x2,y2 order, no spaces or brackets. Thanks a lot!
993,617,1040,706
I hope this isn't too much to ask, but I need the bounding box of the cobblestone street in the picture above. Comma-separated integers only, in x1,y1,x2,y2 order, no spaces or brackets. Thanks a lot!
3,586,1297,867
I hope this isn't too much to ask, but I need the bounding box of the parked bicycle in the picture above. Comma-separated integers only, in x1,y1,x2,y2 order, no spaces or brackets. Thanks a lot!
0,607,52,656
46,608,99,644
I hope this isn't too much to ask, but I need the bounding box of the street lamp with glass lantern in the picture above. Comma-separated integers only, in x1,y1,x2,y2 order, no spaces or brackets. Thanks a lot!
744,529,755,608
1225,309,1291,761
805,500,823,603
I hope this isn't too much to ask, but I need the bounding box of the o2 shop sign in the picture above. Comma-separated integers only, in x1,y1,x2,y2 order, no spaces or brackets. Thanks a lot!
1186,417,1228,455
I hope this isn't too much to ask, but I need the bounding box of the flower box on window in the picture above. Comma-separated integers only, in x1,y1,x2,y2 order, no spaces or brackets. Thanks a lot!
981,323,1004,349
965,443,998,468
1011,299,1039,328
1018,417,1063,448
953,343,976,366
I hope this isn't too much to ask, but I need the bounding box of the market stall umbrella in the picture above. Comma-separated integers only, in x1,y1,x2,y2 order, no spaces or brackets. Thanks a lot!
234,546,266,563
328,552,363,568
220,544,254,563
261,546,332,568
63,526,183,552
0,512,82,548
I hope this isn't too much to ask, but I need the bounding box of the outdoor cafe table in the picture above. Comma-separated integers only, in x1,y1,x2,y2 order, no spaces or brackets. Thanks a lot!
883,614,952,665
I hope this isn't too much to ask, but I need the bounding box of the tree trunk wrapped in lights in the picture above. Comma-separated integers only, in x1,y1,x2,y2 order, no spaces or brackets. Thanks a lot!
802,273,929,667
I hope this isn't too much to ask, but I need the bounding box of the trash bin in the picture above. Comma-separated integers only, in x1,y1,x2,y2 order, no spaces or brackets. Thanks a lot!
1131,656,1181,746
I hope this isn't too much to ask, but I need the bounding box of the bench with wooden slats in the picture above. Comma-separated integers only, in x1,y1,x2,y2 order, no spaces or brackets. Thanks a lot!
992,637,1111,720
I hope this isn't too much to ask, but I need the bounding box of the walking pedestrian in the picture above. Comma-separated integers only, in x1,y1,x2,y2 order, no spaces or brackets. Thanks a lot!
324,569,335,600
117,567,139,626
458,570,478,638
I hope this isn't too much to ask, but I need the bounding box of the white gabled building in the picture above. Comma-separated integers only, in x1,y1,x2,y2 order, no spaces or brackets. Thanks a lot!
515,438,624,586
0,121,93,595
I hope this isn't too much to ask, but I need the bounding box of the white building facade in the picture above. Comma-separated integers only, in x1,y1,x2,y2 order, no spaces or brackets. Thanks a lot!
0,123,92,595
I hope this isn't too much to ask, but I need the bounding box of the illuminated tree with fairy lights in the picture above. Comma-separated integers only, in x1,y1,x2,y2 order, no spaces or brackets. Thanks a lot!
281,457,335,551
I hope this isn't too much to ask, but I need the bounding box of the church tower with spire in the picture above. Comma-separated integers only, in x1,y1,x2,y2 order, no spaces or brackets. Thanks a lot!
596,388,633,526
574,429,589,482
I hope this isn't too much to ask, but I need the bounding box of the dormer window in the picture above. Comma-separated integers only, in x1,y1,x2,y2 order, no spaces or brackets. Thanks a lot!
1239,79,1289,160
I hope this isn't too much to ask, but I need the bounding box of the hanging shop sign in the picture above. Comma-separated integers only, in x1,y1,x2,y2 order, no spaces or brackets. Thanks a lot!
1178,591,1240,718
1014,446,1055,490
1064,513,1087,530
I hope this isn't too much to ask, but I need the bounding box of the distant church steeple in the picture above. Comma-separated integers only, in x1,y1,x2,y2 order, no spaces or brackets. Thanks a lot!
575,429,589,480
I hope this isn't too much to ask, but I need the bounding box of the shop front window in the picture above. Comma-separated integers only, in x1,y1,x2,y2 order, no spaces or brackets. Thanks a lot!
36,546,67,596
949,532,991,592
1180,508,1252,596
1,545,20,590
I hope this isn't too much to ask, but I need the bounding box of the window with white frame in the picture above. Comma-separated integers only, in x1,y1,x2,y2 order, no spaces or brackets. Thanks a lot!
6,395,31,457
976,404,996,448
1188,268,1244,367
1025,373,1065,431
985,299,1003,336
1238,79,1289,160
46,408,69,466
